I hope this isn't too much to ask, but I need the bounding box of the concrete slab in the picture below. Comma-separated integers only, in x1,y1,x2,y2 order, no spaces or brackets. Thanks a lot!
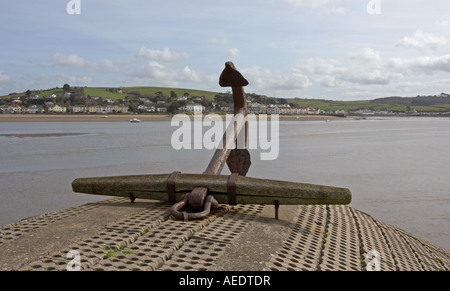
1,198,449,271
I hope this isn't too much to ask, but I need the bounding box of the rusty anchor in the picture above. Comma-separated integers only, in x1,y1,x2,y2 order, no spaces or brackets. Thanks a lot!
72,62,352,222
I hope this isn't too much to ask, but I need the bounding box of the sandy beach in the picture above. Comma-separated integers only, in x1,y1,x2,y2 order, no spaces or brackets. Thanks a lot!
0,114,341,123
0,114,172,122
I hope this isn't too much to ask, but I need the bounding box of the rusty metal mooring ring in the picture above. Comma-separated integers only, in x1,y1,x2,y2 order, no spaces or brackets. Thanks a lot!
170,194,218,221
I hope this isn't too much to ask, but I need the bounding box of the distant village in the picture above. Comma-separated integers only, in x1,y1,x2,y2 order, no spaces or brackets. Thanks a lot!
0,91,339,116
1,86,449,117
0,86,328,116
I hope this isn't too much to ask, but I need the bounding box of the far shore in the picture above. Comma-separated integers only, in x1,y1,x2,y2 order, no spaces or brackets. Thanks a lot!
0,114,342,123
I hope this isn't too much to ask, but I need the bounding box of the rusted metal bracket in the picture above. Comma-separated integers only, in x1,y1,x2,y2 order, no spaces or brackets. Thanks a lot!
129,192,136,203
169,62,250,221
274,200,280,220
167,171,181,204
227,173,239,206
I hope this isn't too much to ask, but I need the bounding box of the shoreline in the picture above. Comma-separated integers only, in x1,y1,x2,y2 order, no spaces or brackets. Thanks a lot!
0,114,342,123
0,114,171,122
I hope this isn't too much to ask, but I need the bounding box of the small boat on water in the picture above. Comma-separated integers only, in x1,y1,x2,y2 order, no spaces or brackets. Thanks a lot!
130,118,141,123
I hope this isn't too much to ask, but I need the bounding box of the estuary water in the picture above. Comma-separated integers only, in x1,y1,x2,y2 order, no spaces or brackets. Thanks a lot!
0,117,449,250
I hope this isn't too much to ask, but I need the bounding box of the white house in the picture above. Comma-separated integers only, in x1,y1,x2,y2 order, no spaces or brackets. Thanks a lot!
180,103,205,112
157,107,167,113
87,105,128,114
71,105,86,113
138,105,156,112
49,105,67,113
25,105,42,114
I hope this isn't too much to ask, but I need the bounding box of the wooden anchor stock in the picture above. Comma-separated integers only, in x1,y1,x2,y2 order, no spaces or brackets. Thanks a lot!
71,62,352,221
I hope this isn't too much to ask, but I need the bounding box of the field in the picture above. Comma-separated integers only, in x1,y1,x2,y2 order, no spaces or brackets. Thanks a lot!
1,86,219,101
289,98,450,113
85,87,219,101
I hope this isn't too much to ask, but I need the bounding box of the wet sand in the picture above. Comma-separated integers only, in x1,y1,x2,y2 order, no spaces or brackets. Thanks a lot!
0,114,172,122
0,114,340,122
0,133,87,138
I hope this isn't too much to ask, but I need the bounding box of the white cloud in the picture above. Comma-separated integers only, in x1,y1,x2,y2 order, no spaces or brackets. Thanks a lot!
101,59,123,72
296,57,346,75
0,71,11,83
137,47,189,63
52,53,87,68
326,6,347,15
182,66,201,82
128,59,217,90
435,20,449,27
52,53,124,73
294,49,404,88
389,54,450,73
67,75,93,85
143,61,168,80
348,48,381,62
25,72,92,90
396,30,449,50
242,66,311,93
225,48,241,59
46,46,448,101
340,70,402,86
210,38,228,45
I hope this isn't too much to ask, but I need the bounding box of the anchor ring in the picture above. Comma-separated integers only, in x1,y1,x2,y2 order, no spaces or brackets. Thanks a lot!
170,193,218,221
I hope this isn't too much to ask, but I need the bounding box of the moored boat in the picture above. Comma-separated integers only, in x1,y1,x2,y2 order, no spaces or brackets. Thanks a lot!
130,118,141,123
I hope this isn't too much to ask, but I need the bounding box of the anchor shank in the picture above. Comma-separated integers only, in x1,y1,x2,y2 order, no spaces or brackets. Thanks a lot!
203,109,246,175
231,86,247,115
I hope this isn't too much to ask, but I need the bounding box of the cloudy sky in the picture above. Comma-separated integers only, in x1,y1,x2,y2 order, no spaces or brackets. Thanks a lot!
1,0,450,100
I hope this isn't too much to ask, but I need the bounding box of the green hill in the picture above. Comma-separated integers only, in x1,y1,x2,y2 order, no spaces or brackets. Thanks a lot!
84,86,220,101
1,86,220,102
2,86,450,113
289,97,450,113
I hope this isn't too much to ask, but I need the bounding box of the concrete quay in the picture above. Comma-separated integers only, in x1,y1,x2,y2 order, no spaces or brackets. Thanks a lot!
1,197,449,271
